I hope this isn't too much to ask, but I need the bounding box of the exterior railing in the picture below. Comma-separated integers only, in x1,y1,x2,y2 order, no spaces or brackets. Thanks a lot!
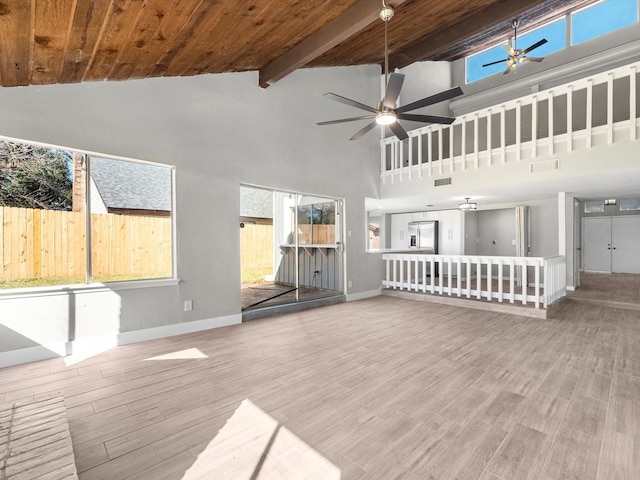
382,253,566,309
381,60,639,182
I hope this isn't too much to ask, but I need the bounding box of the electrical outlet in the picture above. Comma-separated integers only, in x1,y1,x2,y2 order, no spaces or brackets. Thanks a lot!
348,280,353,288
184,300,193,312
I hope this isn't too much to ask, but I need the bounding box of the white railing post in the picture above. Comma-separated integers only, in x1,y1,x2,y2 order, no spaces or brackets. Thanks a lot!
532,96,538,158
586,80,593,148
487,258,492,301
487,108,492,166
631,66,637,141
418,133,423,178
461,116,467,171
498,259,503,303
607,73,614,144
429,259,435,293
500,106,506,163
521,261,528,305
428,129,433,177
466,258,471,298
567,85,573,152
516,101,521,161
509,261,515,304
474,113,479,168
535,260,541,309
438,127,443,174
548,91,554,155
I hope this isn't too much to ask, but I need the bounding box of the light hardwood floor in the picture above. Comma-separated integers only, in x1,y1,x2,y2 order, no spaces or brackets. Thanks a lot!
1,295,639,479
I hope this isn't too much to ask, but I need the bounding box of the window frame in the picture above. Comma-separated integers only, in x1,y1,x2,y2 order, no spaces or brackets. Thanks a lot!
0,134,177,296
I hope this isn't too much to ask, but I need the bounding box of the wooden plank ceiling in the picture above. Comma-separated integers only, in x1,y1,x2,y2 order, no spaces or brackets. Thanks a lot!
0,0,596,88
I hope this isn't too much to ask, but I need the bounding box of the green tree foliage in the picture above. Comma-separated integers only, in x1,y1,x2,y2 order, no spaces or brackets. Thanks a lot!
0,140,73,210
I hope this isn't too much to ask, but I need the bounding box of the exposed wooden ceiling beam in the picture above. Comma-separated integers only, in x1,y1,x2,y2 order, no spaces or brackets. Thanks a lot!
258,0,408,88
389,0,593,71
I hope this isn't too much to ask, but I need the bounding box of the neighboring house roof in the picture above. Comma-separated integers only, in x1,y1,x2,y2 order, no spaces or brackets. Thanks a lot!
90,157,171,212
240,187,273,219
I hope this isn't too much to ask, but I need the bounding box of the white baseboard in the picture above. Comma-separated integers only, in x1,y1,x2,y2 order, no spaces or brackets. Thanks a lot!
0,344,64,369
118,314,242,345
346,287,381,302
0,314,242,369
566,285,576,291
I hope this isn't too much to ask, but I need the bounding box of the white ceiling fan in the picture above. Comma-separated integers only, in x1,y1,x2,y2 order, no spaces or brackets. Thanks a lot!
317,1,464,141
483,19,548,74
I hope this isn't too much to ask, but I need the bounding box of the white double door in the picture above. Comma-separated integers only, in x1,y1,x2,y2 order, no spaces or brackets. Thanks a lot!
582,216,640,273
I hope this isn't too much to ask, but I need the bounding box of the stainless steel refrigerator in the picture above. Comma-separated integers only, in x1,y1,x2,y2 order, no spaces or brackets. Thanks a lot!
408,220,438,253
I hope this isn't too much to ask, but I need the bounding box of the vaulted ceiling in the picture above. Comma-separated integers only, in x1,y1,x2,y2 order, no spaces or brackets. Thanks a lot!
0,0,596,88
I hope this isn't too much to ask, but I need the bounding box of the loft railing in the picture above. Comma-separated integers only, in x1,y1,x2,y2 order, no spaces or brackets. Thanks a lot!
382,253,566,309
381,61,639,182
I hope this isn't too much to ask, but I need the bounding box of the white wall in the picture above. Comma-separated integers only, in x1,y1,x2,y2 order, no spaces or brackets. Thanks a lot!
0,65,384,364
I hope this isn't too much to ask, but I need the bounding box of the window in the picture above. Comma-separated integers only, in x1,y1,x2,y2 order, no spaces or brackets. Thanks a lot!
572,0,639,45
466,1,639,84
0,138,174,289
620,197,640,211
584,200,605,213
297,199,336,245
466,19,566,84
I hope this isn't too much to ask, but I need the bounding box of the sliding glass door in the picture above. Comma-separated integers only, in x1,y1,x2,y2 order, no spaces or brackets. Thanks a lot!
240,186,343,311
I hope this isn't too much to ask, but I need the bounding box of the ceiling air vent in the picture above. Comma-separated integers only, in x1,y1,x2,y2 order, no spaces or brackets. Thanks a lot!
530,158,560,173
434,177,452,187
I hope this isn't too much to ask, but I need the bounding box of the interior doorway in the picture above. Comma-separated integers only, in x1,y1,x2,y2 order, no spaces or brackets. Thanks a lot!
240,185,344,312
582,216,640,273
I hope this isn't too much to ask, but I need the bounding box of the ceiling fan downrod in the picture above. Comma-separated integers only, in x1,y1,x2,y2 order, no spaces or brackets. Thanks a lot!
380,0,394,87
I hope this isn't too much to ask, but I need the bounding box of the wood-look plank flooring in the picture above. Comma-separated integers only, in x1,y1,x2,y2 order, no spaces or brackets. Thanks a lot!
1,294,639,479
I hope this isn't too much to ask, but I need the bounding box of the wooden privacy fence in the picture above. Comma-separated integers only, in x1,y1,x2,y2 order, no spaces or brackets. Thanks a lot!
0,206,171,282
240,223,273,270
240,224,337,272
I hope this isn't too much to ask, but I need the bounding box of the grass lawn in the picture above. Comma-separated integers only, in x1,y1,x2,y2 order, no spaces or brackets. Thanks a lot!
242,267,272,285
1,272,171,289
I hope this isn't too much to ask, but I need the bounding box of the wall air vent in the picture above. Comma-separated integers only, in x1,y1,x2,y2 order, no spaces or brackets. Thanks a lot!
434,177,452,187
530,158,560,173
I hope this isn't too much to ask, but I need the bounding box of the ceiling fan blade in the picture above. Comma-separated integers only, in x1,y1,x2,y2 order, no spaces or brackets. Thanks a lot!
382,73,405,109
503,66,513,75
323,93,378,114
317,115,376,126
482,58,509,67
396,86,464,114
522,38,548,55
350,121,378,141
397,113,455,125
389,122,409,141
521,56,544,63
503,43,516,56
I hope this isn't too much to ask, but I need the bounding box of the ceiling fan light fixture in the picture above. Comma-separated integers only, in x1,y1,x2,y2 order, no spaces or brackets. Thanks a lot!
458,197,477,211
376,111,397,125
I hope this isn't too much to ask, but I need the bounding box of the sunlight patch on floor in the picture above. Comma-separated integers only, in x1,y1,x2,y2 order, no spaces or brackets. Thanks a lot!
183,399,340,479
143,347,208,361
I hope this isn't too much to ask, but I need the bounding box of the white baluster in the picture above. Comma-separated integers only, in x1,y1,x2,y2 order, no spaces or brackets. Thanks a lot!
607,73,614,144
567,85,573,152
631,66,637,141
516,101,521,161
462,116,467,170
548,91,554,155
586,80,593,148
532,96,538,158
